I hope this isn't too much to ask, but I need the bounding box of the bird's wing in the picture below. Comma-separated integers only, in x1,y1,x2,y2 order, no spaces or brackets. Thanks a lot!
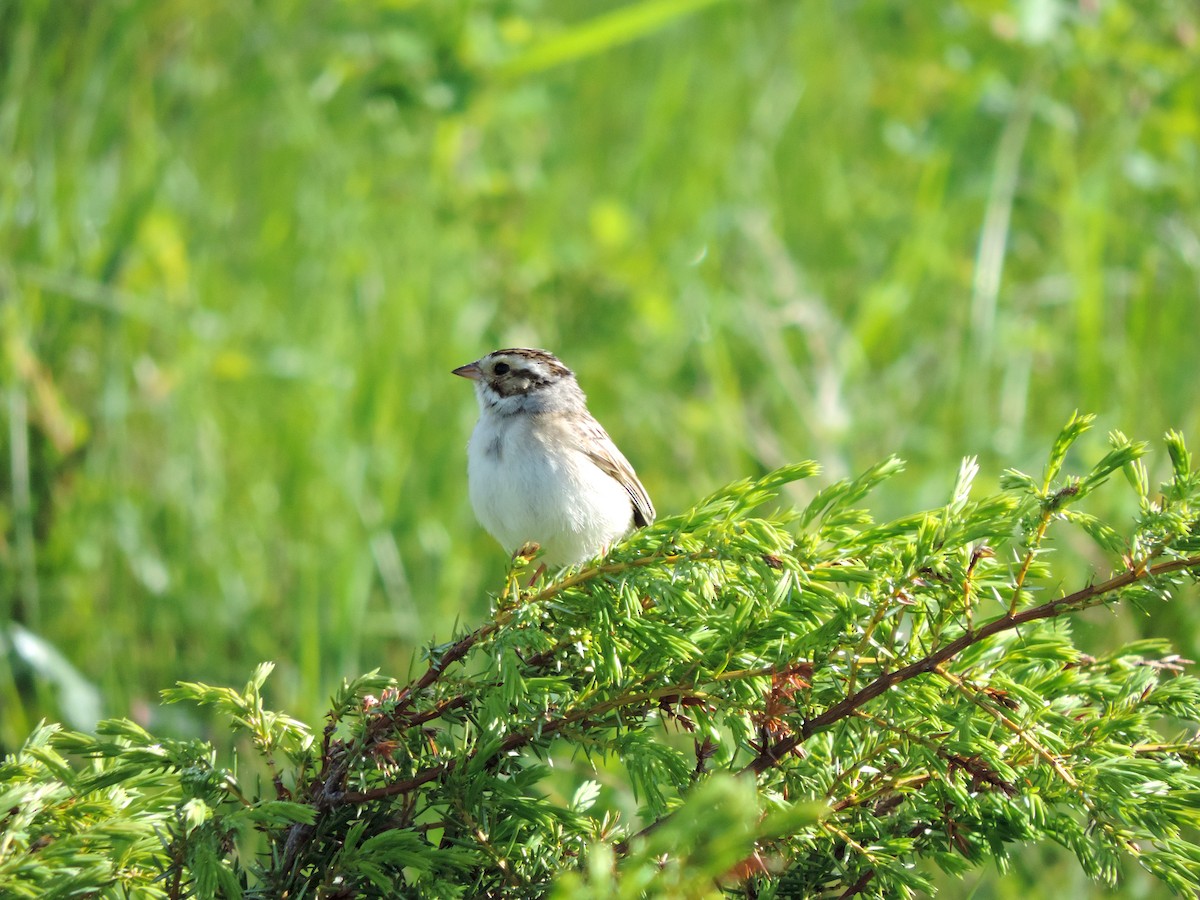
578,417,656,528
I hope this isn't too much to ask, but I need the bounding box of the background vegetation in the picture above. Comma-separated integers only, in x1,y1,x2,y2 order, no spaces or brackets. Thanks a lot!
2,0,1199,895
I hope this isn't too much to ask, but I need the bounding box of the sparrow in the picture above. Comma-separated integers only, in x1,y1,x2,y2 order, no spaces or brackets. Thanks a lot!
453,348,654,566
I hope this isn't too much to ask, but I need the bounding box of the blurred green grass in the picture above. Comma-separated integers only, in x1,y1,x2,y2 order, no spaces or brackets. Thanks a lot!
1,1,1199,893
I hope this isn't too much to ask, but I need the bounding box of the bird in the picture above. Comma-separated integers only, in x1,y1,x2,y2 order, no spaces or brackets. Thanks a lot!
453,348,655,567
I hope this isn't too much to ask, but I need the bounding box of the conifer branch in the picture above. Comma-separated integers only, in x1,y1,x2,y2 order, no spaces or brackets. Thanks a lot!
618,553,1200,854
12,427,1200,897
745,552,1200,773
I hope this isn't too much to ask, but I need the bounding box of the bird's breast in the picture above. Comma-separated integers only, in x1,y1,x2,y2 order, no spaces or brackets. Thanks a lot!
466,413,633,565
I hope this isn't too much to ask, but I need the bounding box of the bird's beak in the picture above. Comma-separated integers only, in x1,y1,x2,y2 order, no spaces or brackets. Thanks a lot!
452,361,483,381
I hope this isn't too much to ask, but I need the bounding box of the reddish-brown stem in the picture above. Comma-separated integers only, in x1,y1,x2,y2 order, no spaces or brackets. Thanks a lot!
340,685,716,804
339,762,451,803
390,551,716,715
1008,508,1053,614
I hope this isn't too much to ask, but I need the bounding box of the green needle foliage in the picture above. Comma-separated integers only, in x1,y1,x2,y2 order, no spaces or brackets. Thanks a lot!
3,416,1200,898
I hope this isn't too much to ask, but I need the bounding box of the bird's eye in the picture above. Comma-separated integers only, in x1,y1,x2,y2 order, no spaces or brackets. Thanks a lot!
493,362,510,375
